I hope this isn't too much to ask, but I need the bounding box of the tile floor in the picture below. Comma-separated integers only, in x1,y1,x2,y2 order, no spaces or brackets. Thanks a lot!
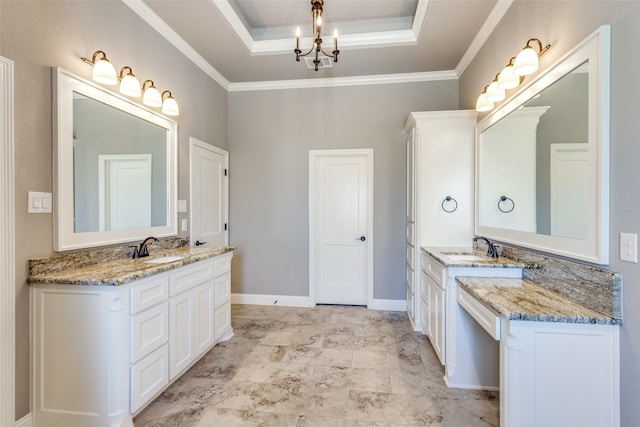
134,304,499,426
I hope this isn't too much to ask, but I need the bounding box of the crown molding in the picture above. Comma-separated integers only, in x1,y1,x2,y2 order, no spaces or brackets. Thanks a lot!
122,0,230,90
212,0,429,55
455,0,514,77
228,70,457,92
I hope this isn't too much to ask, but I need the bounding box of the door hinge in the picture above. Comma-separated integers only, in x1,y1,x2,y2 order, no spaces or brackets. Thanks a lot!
224,223,228,231
224,169,228,177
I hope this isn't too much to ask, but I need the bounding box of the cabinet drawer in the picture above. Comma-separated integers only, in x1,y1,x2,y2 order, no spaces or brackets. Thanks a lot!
130,344,169,413
214,303,231,341
214,254,232,277
406,244,415,270
406,221,415,246
420,251,428,273
420,270,429,303
169,260,214,296
214,272,231,308
406,284,414,319
427,256,445,287
420,298,429,335
457,287,501,340
131,302,168,363
130,275,169,314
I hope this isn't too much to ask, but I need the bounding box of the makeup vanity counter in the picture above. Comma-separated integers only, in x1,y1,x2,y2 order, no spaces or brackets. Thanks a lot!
28,244,235,427
454,273,620,427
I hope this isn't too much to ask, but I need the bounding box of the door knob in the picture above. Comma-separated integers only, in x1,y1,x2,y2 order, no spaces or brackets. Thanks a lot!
355,236,366,241
195,240,207,246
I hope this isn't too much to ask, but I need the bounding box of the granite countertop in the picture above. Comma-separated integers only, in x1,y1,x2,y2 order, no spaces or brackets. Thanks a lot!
456,277,619,325
422,246,527,268
28,245,235,287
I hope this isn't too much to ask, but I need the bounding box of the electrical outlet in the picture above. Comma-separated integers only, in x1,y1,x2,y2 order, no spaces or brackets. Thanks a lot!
181,218,188,232
620,233,637,263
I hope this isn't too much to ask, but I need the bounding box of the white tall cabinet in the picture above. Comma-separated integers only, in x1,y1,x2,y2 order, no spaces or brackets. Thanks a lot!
404,111,477,333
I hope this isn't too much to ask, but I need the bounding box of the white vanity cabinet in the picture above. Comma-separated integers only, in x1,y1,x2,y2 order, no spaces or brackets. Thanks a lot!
420,251,446,364
404,110,477,331
30,253,233,427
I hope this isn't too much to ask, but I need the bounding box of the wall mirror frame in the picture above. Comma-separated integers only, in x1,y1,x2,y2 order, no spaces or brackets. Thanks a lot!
54,67,178,251
475,26,610,264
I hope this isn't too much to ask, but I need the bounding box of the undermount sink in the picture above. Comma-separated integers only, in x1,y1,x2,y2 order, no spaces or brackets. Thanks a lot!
446,254,485,262
144,254,188,264
439,250,475,256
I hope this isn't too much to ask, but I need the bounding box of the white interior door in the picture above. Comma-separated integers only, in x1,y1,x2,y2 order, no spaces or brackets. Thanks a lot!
550,143,589,239
190,138,228,247
310,149,372,306
98,154,152,231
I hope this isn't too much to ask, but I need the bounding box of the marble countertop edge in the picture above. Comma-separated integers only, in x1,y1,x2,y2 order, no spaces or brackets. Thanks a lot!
421,246,528,268
28,246,236,287
456,277,621,326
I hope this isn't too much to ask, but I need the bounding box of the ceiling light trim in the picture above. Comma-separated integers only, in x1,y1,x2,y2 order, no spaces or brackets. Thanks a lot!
122,0,231,90
227,70,457,92
213,0,427,55
454,0,514,77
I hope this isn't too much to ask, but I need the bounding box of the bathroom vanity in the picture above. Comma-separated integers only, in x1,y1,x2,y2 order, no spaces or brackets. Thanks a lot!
28,245,234,427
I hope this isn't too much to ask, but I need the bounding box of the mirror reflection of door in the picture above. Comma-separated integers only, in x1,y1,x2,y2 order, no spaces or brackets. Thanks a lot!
190,138,228,248
550,143,589,239
98,154,152,231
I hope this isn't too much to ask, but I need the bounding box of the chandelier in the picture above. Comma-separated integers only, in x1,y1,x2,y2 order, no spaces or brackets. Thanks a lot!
294,0,340,71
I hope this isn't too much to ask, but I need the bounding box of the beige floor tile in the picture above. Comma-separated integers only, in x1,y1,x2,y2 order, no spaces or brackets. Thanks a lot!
135,305,499,427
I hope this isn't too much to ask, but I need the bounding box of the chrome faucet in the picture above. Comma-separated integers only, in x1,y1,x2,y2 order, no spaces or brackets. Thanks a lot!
473,236,499,258
131,236,158,258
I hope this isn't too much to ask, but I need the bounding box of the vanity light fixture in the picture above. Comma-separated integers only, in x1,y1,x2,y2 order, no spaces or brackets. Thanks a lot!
141,80,162,108
161,91,180,116
80,50,118,85
294,0,340,71
475,37,550,112
81,50,180,116
118,66,141,98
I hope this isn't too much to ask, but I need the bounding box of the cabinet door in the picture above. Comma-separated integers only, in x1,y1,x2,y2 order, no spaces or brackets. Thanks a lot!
430,282,445,365
169,291,195,379
214,303,231,342
195,283,215,355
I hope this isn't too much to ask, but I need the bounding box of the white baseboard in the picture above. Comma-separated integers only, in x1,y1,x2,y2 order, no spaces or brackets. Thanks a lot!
15,413,32,427
231,293,314,307
368,299,407,311
231,294,407,312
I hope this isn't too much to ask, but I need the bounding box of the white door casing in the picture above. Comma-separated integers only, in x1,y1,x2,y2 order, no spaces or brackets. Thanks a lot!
98,154,152,231
550,143,589,239
309,149,373,307
190,138,228,247
0,56,15,427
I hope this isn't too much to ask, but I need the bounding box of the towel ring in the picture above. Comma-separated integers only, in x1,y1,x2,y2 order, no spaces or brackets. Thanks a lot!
441,196,458,213
498,196,515,213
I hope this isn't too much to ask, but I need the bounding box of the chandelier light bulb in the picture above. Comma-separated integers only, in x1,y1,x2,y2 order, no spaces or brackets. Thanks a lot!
161,91,179,116
88,51,118,85
119,67,141,97
142,80,162,108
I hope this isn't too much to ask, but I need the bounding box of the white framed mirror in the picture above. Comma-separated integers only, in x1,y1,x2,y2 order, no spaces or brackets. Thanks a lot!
475,26,610,264
54,68,178,251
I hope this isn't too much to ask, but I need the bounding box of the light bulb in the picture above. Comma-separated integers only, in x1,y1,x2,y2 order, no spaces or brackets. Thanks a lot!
476,93,494,112
497,64,520,90
142,81,162,107
485,81,505,103
161,91,179,116
92,58,117,85
513,46,539,76
119,72,141,97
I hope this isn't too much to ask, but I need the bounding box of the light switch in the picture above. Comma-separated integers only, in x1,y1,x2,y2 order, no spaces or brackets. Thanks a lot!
181,218,188,232
28,191,52,214
178,200,188,213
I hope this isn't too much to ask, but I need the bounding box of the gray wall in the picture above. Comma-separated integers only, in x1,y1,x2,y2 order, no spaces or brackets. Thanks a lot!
458,1,640,424
0,1,228,419
228,82,458,300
